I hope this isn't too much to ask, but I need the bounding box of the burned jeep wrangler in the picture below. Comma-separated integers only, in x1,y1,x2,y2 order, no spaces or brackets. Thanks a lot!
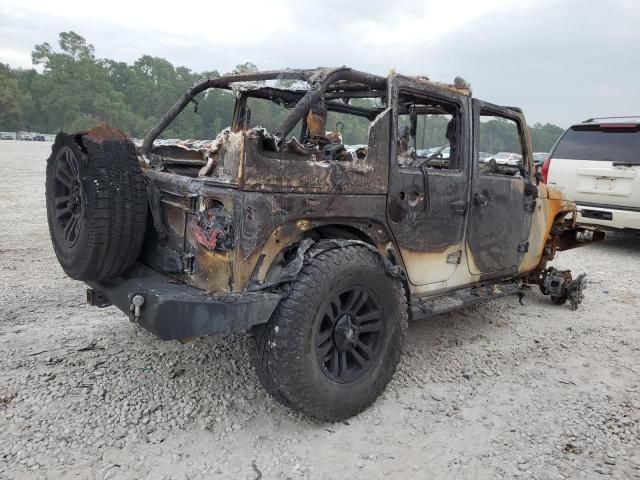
45,67,602,421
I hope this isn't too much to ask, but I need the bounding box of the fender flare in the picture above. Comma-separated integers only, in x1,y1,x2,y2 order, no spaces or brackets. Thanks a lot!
247,238,405,293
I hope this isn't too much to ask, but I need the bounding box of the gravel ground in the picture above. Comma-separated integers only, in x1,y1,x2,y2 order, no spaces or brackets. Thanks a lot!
1,140,639,480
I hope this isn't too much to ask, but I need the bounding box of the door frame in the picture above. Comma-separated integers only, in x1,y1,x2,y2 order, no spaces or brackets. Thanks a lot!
466,99,536,278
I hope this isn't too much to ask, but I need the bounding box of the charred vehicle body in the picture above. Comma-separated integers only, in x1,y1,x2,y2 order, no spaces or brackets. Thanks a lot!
45,67,602,420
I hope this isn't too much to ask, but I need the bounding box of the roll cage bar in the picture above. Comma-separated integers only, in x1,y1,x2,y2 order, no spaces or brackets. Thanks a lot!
141,67,387,154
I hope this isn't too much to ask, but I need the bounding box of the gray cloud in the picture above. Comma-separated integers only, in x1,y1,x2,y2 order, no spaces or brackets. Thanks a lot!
1,0,638,126
421,0,640,126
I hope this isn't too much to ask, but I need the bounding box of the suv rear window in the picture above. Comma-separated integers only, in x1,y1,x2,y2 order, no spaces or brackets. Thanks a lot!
552,125,640,163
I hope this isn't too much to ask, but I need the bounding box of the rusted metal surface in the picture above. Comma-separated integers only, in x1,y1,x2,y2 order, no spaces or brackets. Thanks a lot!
240,108,390,194
80,123,128,142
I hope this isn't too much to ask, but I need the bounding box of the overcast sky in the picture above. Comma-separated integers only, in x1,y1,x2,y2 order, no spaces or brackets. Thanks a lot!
1,0,638,127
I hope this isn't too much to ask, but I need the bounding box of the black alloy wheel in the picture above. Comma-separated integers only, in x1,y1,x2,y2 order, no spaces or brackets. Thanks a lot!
315,286,385,383
52,145,84,248
251,245,408,421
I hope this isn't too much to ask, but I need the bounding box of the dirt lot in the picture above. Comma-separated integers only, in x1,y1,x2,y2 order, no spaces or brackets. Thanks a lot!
0,140,639,479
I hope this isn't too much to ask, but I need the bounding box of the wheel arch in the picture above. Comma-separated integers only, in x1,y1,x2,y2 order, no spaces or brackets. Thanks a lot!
246,219,408,298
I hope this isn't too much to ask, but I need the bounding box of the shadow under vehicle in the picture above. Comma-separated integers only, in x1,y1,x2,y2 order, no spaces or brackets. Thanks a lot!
45,67,603,421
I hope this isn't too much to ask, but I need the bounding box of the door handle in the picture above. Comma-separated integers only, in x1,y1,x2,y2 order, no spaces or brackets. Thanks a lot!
420,165,430,211
474,192,489,207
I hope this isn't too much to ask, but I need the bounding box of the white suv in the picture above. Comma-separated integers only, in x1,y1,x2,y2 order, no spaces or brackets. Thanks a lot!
543,117,640,231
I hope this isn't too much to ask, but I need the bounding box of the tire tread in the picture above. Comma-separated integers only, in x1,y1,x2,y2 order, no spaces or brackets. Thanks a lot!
252,245,407,421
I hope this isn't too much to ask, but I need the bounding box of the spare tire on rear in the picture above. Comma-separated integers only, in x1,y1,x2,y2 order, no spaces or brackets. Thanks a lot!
45,129,148,281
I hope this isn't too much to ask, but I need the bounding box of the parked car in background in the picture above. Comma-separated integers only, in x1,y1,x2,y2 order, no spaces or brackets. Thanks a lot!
1,133,14,140
533,152,548,166
488,152,523,166
17,131,33,141
33,134,46,141
479,151,492,162
544,116,640,231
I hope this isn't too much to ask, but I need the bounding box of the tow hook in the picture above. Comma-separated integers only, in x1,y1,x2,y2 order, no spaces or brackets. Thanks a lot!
129,294,145,321
540,268,587,310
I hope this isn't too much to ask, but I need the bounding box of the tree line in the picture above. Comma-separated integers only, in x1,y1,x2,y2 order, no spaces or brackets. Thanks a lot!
0,31,564,152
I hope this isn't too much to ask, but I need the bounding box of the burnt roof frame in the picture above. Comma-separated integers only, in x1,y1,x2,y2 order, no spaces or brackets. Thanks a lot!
141,67,387,153
240,88,386,122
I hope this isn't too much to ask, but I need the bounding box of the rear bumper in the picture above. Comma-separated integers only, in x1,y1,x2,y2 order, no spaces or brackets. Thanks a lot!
86,264,281,340
576,204,640,231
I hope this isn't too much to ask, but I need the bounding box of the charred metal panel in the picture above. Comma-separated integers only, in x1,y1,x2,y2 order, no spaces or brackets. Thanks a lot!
139,169,389,294
387,170,469,250
238,193,388,252
215,131,243,181
465,176,532,273
140,179,195,274
235,192,391,289
466,99,536,275
241,109,391,194
140,227,185,274
183,191,243,293
141,169,242,293
517,184,572,274
160,195,189,250
186,222,234,292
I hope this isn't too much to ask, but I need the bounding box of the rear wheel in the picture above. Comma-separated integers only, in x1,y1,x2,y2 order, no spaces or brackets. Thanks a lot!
252,245,407,421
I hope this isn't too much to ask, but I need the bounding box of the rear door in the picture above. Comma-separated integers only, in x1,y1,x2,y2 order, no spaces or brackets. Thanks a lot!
466,100,536,276
547,123,640,208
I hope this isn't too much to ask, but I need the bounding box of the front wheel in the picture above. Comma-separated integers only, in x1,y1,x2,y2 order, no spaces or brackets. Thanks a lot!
251,245,407,421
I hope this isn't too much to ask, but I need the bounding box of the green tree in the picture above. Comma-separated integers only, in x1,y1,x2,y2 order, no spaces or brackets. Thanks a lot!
231,62,258,74
529,122,564,152
30,31,141,135
0,63,23,130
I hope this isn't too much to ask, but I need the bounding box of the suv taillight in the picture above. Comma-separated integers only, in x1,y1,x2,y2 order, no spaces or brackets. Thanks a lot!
541,157,551,183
